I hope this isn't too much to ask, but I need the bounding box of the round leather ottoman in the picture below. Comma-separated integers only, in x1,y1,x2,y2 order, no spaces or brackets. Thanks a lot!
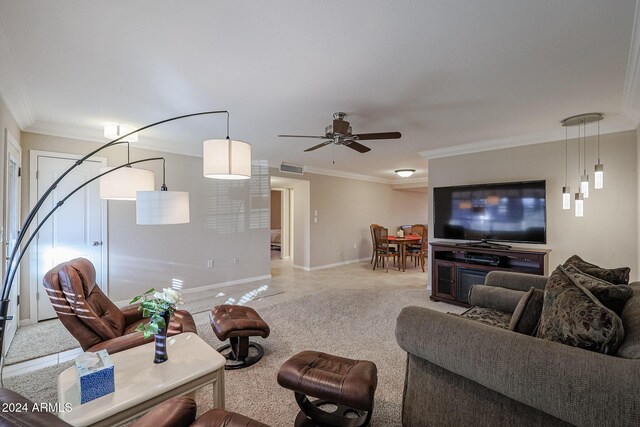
277,351,378,427
209,304,270,370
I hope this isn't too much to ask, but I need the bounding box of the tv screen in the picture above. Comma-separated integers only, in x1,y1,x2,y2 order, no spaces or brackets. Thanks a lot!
433,180,546,244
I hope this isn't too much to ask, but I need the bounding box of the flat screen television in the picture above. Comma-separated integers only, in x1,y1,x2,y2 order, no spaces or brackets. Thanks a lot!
432,180,546,246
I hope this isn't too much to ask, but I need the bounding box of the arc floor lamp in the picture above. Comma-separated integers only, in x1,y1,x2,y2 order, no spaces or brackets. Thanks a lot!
0,110,252,370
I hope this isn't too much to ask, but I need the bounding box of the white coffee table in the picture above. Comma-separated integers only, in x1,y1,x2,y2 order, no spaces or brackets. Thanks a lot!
57,332,226,427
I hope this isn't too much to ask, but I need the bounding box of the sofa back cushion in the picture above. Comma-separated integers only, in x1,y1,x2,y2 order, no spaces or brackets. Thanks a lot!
616,282,640,358
537,266,624,355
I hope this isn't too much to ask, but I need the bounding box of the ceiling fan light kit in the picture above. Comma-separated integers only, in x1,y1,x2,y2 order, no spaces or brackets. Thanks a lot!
395,169,415,178
278,112,401,155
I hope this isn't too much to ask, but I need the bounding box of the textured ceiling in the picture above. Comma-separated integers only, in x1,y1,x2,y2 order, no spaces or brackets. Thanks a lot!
0,0,638,182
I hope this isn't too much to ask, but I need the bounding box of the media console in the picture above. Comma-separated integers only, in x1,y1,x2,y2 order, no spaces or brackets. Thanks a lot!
430,242,549,306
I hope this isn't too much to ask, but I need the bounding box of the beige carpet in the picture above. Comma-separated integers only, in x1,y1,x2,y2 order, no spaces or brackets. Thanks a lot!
4,287,464,426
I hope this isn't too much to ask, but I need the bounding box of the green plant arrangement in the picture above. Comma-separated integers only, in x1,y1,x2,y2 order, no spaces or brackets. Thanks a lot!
129,288,183,338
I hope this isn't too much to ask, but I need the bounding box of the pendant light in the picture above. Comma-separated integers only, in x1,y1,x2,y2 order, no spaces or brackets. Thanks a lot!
99,133,154,200
574,192,584,217
580,120,589,198
594,119,604,189
562,126,571,210
136,160,190,225
202,112,251,179
560,113,604,216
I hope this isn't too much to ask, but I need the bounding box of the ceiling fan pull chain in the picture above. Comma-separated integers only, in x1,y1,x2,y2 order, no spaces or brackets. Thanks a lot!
332,143,335,164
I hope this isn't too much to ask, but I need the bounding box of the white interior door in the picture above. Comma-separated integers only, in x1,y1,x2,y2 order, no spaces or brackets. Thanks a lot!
35,154,106,321
3,132,21,354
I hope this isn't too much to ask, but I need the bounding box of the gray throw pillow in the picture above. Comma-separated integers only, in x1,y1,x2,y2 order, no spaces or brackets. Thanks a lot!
536,266,625,355
509,287,544,335
563,264,633,315
563,255,630,285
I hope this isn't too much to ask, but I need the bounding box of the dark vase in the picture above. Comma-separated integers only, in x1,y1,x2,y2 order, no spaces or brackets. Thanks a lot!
153,311,171,364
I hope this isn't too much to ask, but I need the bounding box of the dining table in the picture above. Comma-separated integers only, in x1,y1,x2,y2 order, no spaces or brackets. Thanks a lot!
387,234,421,271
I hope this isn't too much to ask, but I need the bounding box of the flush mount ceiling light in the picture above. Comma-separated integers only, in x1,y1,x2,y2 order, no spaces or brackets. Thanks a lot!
395,169,416,178
104,124,138,142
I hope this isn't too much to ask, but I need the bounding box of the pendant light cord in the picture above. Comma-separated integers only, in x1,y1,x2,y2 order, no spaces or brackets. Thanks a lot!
161,158,167,191
583,120,587,175
565,126,568,186
597,118,600,163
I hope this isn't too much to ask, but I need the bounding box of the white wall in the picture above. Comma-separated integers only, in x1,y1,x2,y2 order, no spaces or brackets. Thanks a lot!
270,168,429,269
428,129,638,282
20,132,270,319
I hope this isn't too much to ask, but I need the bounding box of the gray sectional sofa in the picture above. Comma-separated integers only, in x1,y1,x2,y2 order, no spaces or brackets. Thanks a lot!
395,271,640,427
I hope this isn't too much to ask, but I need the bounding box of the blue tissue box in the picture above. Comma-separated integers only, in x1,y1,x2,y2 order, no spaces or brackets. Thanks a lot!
75,350,115,404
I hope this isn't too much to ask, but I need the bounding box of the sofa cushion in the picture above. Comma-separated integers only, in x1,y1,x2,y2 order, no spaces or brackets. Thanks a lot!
509,287,544,335
616,282,640,359
460,306,511,329
537,266,625,355
563,255,630,285
563,264,634,315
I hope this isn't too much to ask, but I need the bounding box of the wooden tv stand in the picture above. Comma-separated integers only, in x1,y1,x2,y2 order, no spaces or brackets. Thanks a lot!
430,242,549,306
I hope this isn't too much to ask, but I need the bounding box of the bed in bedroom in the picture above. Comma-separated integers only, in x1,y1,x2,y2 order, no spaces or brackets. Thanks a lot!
270,228,281,250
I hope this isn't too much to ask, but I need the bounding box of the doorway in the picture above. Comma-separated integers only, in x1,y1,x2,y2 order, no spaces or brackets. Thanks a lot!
270,187,293,260
2,130,21,354
29,151,107,322
269,175,310,269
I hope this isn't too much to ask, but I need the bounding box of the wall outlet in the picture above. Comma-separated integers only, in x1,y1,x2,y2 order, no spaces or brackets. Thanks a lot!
234,257,239,264
207,259,214,268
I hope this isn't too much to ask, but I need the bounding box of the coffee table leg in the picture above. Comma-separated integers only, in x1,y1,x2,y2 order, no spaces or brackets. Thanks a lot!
213,367,225,409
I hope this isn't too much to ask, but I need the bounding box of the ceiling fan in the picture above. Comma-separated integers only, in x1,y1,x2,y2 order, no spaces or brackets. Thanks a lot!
278,112,401,153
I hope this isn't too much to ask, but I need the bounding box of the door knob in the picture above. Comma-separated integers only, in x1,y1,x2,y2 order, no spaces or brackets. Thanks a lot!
92,241,103,246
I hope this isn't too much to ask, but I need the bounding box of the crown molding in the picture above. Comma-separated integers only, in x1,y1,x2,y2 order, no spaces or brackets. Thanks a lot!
419,114,637,160
26,120,201,158
299,166,392,184
0,16,36,129
622,0,640,122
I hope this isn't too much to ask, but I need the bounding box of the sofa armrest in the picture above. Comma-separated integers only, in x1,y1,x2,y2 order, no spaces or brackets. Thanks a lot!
396,306,640,426
87,332,152,354
468,285,524,313
484,271,547,291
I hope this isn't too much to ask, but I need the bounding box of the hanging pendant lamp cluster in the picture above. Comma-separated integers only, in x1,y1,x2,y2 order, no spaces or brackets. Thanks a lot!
560,113,604,217
99,111,251,225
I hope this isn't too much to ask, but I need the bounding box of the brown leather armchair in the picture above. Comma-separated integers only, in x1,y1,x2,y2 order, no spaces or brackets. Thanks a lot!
42,257,197,354
0,389,270,427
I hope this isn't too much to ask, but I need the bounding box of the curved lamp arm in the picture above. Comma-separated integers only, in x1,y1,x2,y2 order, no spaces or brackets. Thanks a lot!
1,110,229,297
0,110,232,372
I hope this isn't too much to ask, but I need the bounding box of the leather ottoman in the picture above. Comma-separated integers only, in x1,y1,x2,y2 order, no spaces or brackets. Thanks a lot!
277,351,378,427
209,304,270,370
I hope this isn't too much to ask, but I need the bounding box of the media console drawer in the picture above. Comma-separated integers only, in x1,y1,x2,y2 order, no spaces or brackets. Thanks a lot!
429,243,549,307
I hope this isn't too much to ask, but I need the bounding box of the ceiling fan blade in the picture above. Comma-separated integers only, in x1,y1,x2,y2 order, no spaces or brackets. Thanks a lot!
354,132,402,141
278,134,328,139
345,141,371,153
304,141,333,152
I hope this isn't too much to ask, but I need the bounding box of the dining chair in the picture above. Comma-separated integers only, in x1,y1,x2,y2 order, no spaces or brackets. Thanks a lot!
408,224,428,272
369,224,381,264
373,226,399,272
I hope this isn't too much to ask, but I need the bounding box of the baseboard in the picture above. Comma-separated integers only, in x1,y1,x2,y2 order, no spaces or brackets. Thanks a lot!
294,258,369,272
112,274,273,307
3,347,83,378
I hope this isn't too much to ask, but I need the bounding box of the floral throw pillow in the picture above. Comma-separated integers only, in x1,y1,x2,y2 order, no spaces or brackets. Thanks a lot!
563,264,633,315
537,265,625,355
563,255,630,285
